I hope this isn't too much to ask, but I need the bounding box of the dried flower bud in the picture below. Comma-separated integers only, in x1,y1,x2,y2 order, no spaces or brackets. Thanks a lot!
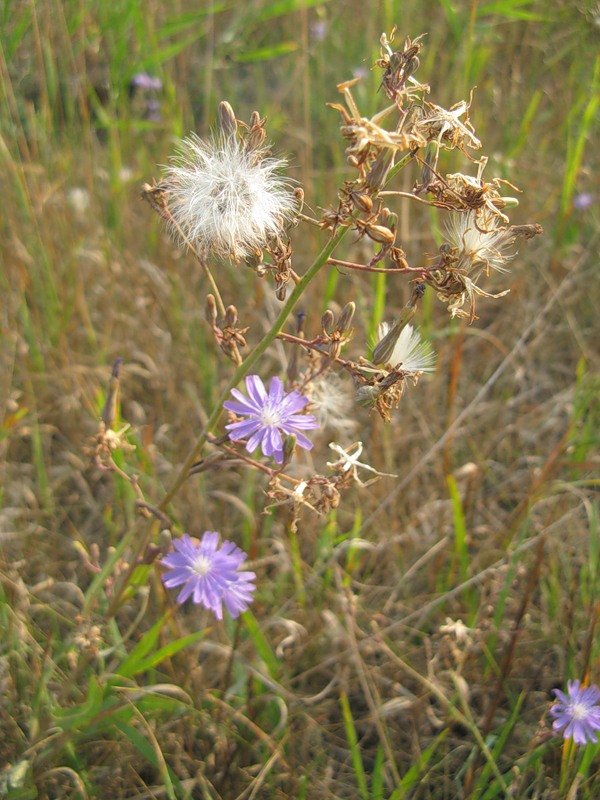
224,305,238,327
336,302,356,335
321,309,335,334
365,224,396,245
510,223,543,239
205,294,218,325
245,249,265,273
356,384,381,408
247,111,267,150
329,340,342,360
389,247,409,268
350,192,373,214
158,528,173,554
381,208,398,231
101,358,123,429
420,145,437,184
276,283,287,301
218,101,237,140
492,196,519,210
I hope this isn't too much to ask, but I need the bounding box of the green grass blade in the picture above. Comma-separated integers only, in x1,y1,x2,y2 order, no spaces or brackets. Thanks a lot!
339,690,369,800
242,609,280,679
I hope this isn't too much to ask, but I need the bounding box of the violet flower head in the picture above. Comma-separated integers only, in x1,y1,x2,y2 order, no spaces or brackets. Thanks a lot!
161,532,256,620
130,73,163,93
223,375,318,464
549,679,600,745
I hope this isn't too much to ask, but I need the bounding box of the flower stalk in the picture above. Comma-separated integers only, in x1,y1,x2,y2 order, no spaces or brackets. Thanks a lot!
158,223,348,511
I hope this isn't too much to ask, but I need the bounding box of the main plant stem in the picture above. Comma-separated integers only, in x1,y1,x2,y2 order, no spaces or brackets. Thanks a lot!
159,225,348,511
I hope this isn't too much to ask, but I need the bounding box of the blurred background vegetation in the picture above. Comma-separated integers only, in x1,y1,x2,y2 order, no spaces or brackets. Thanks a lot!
1,0,599,797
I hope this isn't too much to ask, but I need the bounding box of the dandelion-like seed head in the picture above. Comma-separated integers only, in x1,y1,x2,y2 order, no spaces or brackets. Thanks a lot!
224,375,319,464
549,679,600,746
307,373,357,437
161,532,256,620
375,322,436,374
444,210,516,276
162,108,298,261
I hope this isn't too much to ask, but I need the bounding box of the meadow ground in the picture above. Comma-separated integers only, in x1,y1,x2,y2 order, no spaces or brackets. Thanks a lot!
1,1,599,798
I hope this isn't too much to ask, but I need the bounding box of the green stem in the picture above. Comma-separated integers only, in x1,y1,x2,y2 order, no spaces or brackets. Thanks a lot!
159,225,348,511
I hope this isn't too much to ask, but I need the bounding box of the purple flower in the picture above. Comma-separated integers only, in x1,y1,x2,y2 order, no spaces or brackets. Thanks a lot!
130,73,163,93
223,375,318,464
550,680,600,745
161,532,256,620
573,192,595,211
310,20,328,41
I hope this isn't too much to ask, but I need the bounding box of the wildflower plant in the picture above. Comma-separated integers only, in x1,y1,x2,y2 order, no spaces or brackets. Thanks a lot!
129,28,545,612
83,28,547,793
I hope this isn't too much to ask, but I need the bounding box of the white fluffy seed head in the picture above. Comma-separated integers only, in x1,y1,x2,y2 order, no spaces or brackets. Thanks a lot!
444,210,515,275
308,373,357,437
163,133,298,261
376,322,436,374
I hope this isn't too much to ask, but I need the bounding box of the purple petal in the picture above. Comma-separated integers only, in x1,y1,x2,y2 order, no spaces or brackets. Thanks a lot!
283,413,319,430
264,426,283,457
223,399,260,416
245,375,268,406
226,418,262,439
246,428,267,453
278,390,308,414
268,376,285,404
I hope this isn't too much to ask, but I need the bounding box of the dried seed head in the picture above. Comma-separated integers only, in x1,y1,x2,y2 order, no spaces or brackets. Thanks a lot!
444,210,516,275
162,109,299,261
308,373,357,436
374,322,436,373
